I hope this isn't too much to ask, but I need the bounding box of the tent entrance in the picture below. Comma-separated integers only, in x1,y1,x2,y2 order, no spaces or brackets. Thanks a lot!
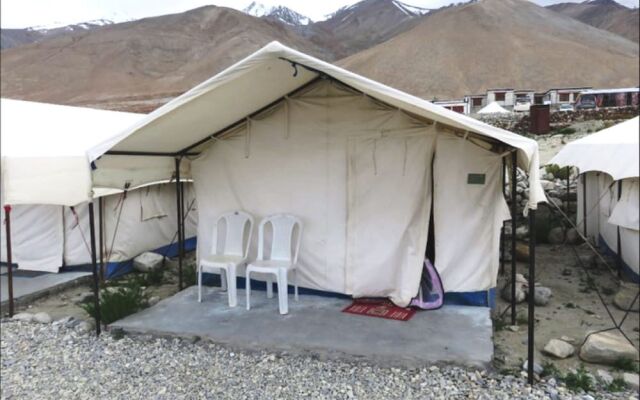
345,131,436,306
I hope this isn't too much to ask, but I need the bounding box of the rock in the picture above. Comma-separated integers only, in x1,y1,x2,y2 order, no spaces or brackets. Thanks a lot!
575,253,596,269
32,312,52,324
547,227,565,245
595,369,613,385
561,268,572,276
622,372,639,391
133,252,165,272
532,286,553,306
543,173,555,181
76,320,95,334
52,316,74,326
565,228,581,244
521,360,543,375
12,312,33,322
515,242,529,262
543,339,575,359
579,331,640,365
515,225,529,240
507,325,519,332
613,283,640,313
560,336,576,344
540,180,555,191
501,279,527,304
148,296,160,306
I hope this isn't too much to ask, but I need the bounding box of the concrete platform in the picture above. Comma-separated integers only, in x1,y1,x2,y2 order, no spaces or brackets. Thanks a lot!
112,286,493,368
1,270,91,309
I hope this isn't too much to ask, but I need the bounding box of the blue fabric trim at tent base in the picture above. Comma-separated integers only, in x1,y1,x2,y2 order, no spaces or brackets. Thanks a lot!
200,272,496,307
598,235,639,283
61,237,198,279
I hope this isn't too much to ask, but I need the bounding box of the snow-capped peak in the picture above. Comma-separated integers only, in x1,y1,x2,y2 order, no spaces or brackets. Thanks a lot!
243,2,312,25
392,1,432,16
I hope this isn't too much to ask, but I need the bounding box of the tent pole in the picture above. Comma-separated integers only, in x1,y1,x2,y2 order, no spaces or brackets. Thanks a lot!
500,157,506,275
616,181,622,277
582,174,587,237
527,208,536,385
180,179,186,280
565,167,570,214
3,205,15,317
88,202,102,336
510,151,517,326
174,157,183,290
98,196,105,282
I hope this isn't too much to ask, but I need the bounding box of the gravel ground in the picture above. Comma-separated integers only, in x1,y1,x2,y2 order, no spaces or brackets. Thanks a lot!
2,321,638,400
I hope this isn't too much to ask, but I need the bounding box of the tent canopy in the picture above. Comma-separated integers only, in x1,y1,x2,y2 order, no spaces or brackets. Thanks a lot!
98,41,545,209
1,99,144,206
478,101,510,114
550,117,639,181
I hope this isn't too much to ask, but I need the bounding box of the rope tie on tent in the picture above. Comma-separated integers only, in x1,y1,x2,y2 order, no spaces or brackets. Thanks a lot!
104,190,127,266
69,206,92,256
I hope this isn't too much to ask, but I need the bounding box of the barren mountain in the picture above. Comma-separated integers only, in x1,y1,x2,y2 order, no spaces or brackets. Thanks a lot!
547,0,639,43
303,0,432,59
339,0,639,100
243,2,312,26
1,20,113,50
0,6,329,112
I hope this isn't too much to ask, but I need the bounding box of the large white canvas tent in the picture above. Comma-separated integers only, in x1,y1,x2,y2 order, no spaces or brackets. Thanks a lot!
1,99,198,277
93,42,546,306
550,117,639,282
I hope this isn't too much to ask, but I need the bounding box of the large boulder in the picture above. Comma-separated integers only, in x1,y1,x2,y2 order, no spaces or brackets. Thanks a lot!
565,228,581,245
531,286,553,306
543,339,575,359
32,312,52,324
623,373,639,391
12,312,33,322
501,274,528,304
579,331,639,365
613,282,639,313
547,227,565,244
133,252,165,272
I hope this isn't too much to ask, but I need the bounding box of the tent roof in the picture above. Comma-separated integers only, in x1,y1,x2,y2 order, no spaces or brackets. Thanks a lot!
1,99,144,206
478,102,510,114
101,41,545,208
550,117,639,181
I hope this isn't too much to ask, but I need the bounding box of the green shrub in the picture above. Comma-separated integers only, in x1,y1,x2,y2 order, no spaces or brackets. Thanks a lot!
556,127,576,135
606,377,628,392
613,357,640,373
541,361,562,379
181,262,197,288
564,365,594,392
144,267,165,287
82,280,148,325
545,164,570,180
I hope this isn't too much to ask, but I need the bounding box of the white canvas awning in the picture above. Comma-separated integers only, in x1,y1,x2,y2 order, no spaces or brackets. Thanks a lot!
97,41,545,210
550,117,639,181
1,99,144,206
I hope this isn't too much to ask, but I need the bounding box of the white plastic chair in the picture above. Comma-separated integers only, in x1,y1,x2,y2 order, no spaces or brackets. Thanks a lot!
246,214,303,315
198,211,253,307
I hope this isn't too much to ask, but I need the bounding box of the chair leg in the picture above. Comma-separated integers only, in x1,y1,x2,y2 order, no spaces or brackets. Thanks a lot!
220,269,228,291
197,266,202,303
246,270,252,310
277,268,288,315
227,264,237,307
294,269,299,302
266,278,273,299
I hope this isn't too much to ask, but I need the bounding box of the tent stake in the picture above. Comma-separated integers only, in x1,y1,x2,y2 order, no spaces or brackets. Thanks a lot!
510,151,517,325
88,202,102,336
174,158,184,290
527,208,536,385
3,205,15,317
98,196,105,282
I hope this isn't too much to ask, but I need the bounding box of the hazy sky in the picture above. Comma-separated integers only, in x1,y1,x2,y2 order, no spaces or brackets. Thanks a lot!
2,0,639,29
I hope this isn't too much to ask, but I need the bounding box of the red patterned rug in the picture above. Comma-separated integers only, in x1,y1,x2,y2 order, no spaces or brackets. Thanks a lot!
342,298,416,321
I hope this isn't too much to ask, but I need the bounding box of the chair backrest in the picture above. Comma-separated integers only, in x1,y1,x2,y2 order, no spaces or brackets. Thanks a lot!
257,214,303,263
211,211,254,258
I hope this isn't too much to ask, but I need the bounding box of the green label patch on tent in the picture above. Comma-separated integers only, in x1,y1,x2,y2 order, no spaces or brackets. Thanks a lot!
467,173,486,185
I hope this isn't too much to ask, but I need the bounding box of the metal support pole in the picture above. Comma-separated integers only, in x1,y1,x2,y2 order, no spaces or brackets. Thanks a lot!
88,202,102,336
180,180,186,266
175,158,184,290
616,181,622,277
582,174,587,237
510,151,518,326
500,157,506,275
527,208,536,385
3,205,15,317
565,167,570,214
98,196,104,282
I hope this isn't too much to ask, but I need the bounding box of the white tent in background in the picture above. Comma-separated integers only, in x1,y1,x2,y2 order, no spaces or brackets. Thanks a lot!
1,99,198,277
477,101,510,114
92,42,546,306
550,117,639,281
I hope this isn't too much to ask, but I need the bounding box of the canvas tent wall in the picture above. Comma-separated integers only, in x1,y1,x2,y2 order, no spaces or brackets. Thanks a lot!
92,42,545,307
0,99,198,277
551,117,639,282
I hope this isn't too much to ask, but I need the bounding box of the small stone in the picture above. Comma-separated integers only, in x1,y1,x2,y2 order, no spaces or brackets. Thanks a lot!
76,320,95,334
148,296,160,306
532,286,553,306
12,312,33,322
501,280,527,304
613,282,640,313
507,325,520,332
579,331,639,365
565,228,581,244
542,339,575,359
515,242,529,262
515,225,529,240
522,359,543,375
32,312,52,324
561,268,572,276
560,336,576,344
596,369,613,385
547,227,565,245
133,252,165,272
540,180,555,191
52,316,74,326
622,372,639,391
